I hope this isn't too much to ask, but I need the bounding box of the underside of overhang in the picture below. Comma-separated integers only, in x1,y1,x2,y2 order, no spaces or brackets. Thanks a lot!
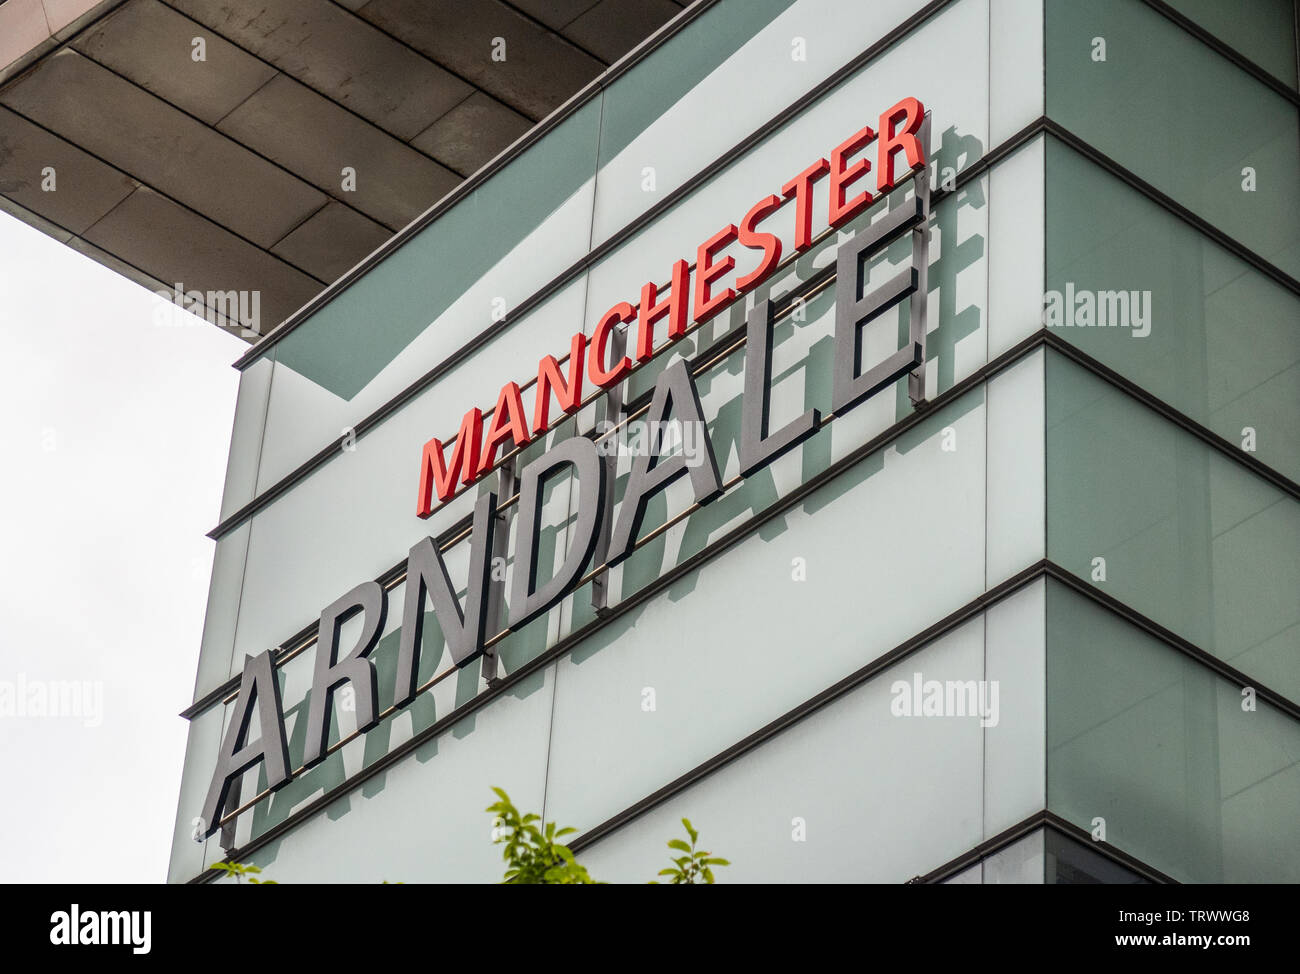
0,0,686,338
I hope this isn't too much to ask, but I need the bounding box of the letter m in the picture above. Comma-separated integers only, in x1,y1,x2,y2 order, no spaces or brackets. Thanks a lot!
101,912,128,945
206,290,240,327
1098,290,1128,327
417,408,483,517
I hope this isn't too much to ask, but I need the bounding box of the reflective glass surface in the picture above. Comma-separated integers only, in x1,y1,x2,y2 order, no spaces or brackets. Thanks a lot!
1046,351,1300,701
1164,0,1297,86
1046,0,1300,278
1047,580,1300,883
1046,137,1300,483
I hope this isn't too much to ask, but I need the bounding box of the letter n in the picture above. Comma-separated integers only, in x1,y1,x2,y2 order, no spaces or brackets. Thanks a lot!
394,491,497,707
533,333,586,434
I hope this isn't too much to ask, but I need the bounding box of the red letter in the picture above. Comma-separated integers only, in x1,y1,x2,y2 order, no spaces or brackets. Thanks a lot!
533,332,586,434
781,158,829,251
736,194,784,292
829,125,876,227
589,302,634,387
636,259,690,362
416,408,483,516
693,224,738,324
877,97,926,193
477,382,532,476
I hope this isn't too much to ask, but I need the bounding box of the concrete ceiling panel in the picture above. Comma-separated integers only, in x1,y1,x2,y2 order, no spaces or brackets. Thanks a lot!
81,185,324,331
508,0,600,32
271,199,391,283
167,0,474,140
563,0,681,65
0,190,76,244
355,0,605,121
216,72,460,231
409,89,531,177
73,0,278,126
0,49,327,248
63,233,177,309
0,103,137,233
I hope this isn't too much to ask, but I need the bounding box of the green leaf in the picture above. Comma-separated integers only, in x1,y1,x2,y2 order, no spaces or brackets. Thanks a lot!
682,818,698,843
667,838,692,853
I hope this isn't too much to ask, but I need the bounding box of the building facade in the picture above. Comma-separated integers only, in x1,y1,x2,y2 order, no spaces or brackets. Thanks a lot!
168,0,1300,884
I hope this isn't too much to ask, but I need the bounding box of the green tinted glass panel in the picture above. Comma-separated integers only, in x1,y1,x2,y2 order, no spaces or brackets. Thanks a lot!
597,0,797,164
1047,580,1300,883
1045,137,1300,482
1046,352,1300,699
1164,0,1297,86
1046,0,1300,277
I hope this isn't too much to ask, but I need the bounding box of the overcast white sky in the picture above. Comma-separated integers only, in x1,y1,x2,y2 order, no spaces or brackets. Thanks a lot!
0,210,243,883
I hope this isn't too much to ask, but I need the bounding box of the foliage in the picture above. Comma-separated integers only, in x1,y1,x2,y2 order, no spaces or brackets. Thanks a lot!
652,818,730,884
209,791,730,885
210,860,277,884
486,787,596,884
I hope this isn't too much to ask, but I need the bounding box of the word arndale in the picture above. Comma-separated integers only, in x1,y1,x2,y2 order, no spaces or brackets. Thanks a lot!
199,97,932,839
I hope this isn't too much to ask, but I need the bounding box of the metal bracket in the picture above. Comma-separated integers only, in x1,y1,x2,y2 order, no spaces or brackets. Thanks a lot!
480,456,516,686
589,323,628,615
907,111,932,406
219,775,240,853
